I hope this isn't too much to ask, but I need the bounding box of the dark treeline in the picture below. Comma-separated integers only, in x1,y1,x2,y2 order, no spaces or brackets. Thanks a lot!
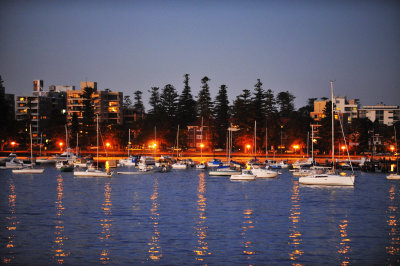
0,74,398,154
118,74,399,155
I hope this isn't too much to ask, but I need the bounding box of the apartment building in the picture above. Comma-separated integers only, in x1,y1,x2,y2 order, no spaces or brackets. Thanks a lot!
187,125,209,150
16,80,67,143
359,104,400,126
310,96,359,124
66,82,123,126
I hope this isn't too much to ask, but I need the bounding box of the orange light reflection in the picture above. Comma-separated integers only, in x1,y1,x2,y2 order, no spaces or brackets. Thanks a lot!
194,172,210,261
148,178,162,261
288,180,303,263
99,181,112,264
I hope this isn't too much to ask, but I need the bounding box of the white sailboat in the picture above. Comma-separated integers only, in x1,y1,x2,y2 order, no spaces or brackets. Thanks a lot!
299,81,355,186
119,128,136,166
249,121,278,178
196,117,207,169
12,124,45,174
230,170,256,181
387,126,400,180
172,125,188,169
74,114,112,177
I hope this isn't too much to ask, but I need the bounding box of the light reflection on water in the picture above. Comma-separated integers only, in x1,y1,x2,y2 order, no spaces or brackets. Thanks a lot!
0,168,398,264
241,207,255,260
2,179,17,264
99,181,112,264
386,184,400,264
288,180,303,264
52,174,68,264
194,172,210,261
148,177,162,261
338,218,350,265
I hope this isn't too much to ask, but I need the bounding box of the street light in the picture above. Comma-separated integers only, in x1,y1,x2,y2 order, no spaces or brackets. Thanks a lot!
59,141,63,151
293,144,299,154
11,141,16,151
200,143,204,161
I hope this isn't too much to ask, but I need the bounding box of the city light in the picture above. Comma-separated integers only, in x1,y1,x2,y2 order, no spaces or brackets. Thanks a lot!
153,143,157,148
390,145,395,152
200,143,204,148
59,142,63,147
11,141,16,146
106,142,111,148
246,144,251,149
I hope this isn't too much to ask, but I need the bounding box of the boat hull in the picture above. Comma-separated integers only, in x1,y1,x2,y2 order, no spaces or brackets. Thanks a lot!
12,168,45,174
74,170,112,177
230,174,255,181
299,174,355,186
387,174,400,180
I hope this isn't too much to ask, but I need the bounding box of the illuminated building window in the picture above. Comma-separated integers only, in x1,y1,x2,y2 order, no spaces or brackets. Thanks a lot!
108,107,118,113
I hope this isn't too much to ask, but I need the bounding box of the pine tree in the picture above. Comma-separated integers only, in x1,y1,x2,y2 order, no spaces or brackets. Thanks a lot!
177,74,197,128
213,84,230,148
197,76,213,124
133,90,145,114
277,91,295,117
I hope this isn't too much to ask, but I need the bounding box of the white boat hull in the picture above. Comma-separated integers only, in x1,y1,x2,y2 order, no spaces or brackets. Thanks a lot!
74,170,112,177
209,170,241,176
230,174,256,181
299,174,355,186
172,163,187,169
12,168,45,174
387,174,400,180
251,168,278,178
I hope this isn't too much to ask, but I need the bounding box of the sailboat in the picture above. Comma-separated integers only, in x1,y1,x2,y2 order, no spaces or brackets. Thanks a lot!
12,124,45,174
387,126,400,180
56,125,75,172
248,121,278,178
119,129,137,166
172,125,188,169
299,81,355,186
74,114,113,177
196,118,207,169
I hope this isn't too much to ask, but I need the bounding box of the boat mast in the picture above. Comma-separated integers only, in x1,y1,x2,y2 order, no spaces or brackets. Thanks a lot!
395,126,398,174
30,124,33,160
331,80,335,170
96,114,99,169
65,125,68,161
176,125,179,159
76,132,79,156
254,120,257,160
200,117,203,160
311,125,314,166
39,132,43,157
265,120,268,160
128,129,130,158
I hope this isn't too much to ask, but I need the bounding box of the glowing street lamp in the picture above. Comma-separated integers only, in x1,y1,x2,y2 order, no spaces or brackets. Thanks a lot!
200,143,204,160
59,142,64,151
390,145,395,153
293,144,299,154
11,141,16,151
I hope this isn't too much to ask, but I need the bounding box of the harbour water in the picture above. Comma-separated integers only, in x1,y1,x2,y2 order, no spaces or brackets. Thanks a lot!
0,166,399,265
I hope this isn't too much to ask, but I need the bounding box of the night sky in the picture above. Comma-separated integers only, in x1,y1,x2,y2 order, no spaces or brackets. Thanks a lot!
1,0,399,109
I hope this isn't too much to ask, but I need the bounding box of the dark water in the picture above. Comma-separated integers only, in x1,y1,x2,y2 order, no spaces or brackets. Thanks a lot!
0,166,399,265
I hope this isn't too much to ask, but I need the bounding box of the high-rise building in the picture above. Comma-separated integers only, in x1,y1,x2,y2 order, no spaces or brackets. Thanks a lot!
66,82,123,126
359,104,400,126
16,80,67,143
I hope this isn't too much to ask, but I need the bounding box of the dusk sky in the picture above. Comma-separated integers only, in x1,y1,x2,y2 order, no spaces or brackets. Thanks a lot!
1,0,399,110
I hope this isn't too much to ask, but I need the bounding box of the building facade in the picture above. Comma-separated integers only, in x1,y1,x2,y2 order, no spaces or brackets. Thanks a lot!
16,80,67,143
187,125,209,150
359,104,400,126
66,82,123,126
